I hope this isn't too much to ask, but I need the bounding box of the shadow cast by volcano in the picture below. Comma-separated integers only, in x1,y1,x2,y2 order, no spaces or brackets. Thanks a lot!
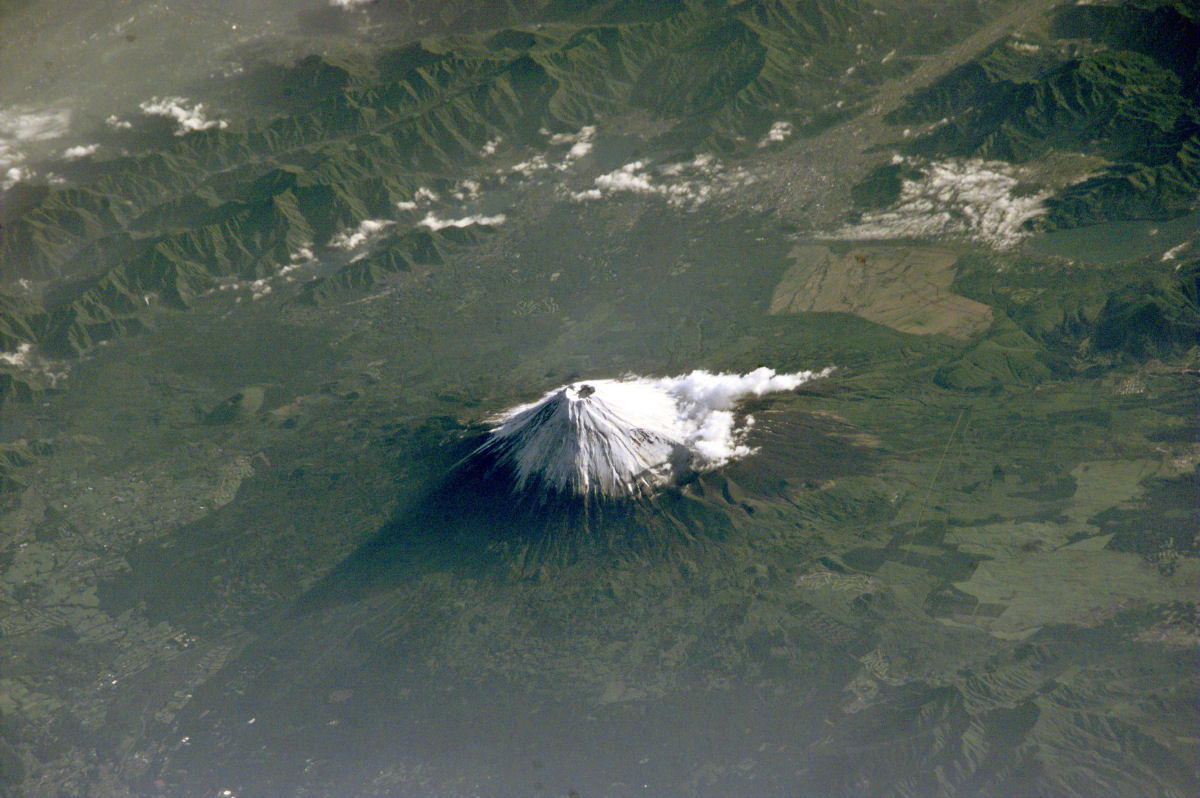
293,369,883,616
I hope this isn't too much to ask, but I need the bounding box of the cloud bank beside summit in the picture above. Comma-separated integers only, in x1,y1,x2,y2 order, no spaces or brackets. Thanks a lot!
474,367,834,498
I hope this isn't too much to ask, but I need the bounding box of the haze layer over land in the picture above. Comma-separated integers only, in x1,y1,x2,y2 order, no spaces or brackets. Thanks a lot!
0,1,1196,796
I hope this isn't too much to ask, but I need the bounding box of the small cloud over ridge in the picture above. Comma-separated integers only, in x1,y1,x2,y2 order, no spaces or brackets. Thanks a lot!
138,97,228,136
418,212,506,230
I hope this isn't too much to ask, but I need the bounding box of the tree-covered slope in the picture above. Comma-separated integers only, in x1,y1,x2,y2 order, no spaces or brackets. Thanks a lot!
0,0,1001,374
884,1,1199,228
1,0,1196,408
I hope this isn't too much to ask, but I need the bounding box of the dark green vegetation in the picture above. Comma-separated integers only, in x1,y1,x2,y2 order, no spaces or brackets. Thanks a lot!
1,0,1198,796
849,161,927,209
1093,259,1200,357
882,1,1200,228
1,0,1006,371
0,1,1192,408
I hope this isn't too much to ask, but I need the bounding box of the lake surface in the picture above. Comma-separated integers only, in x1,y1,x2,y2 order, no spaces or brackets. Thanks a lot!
1028,211,1200,265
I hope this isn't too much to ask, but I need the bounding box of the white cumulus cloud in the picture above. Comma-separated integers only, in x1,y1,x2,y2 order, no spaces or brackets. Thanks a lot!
0,106,72,189
758,121,794,147
570,154,750,209
63,143,99,159
837,158,1049,249
329,218,394,250
418,212,506,230
138,97,228,135
476,367,834,497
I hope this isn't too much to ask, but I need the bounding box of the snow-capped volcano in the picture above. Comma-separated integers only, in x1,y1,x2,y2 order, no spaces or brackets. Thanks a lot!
474,367,833,498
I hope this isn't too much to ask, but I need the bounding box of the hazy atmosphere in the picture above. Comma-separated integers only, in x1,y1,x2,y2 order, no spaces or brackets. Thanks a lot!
0,0,1197,795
